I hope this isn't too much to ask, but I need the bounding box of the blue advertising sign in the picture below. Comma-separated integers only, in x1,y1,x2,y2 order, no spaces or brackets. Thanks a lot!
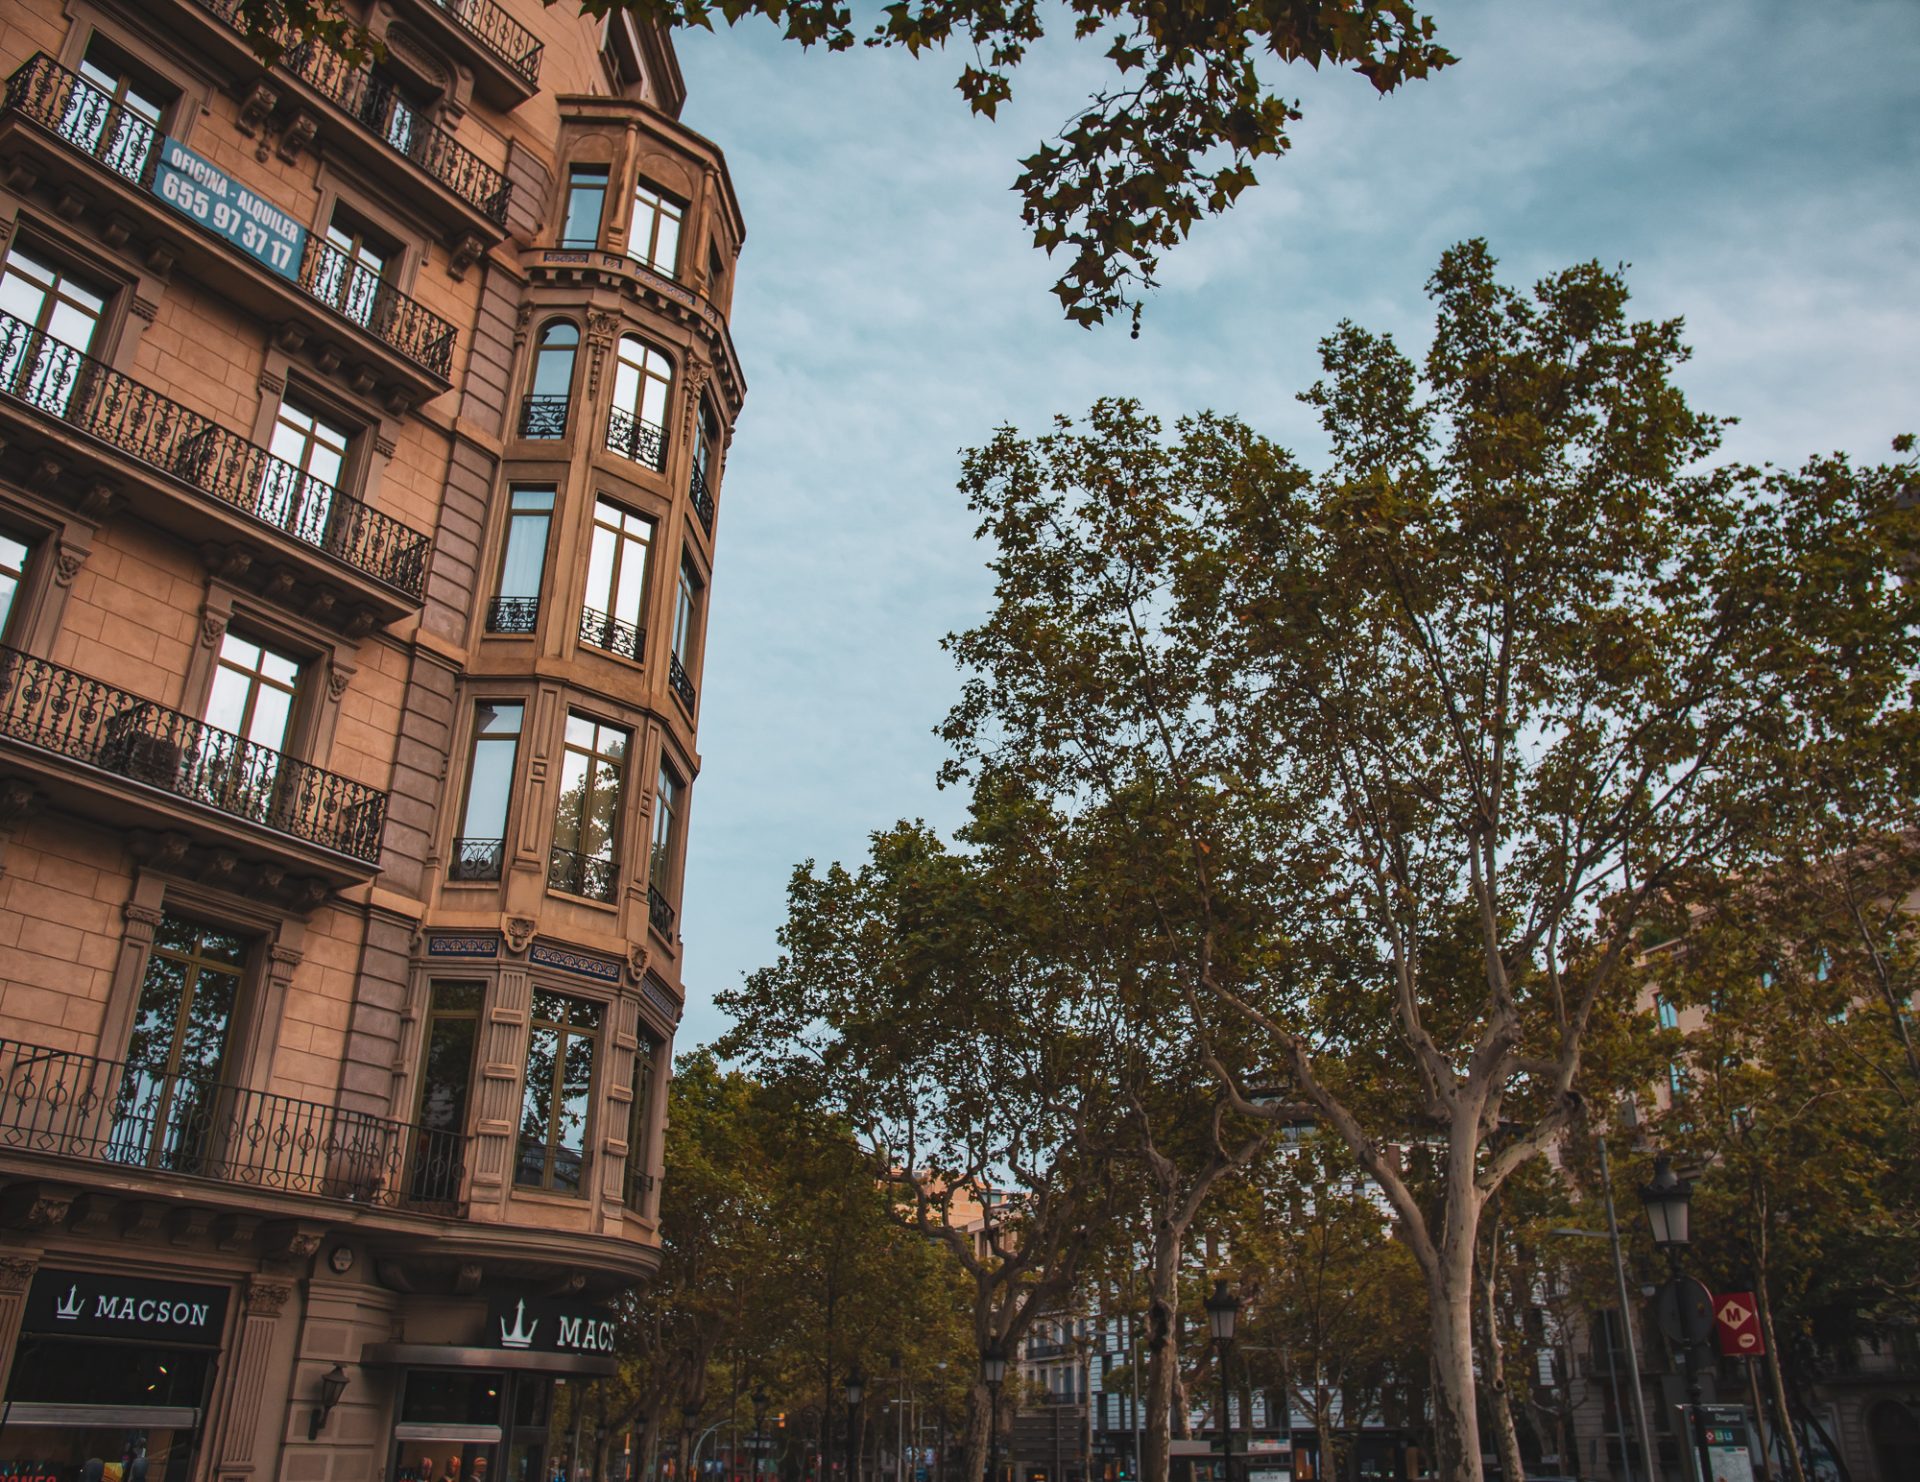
149,136,307,281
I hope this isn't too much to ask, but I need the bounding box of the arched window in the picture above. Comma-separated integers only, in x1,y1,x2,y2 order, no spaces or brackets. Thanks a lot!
607,333,672,470
520,320,577,438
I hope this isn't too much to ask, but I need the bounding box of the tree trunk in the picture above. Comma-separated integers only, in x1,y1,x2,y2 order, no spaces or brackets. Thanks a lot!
1427,1232,1484,1482
1143,1224,1182,1482
1312,1379,1333,1482
961,1380,993,1482
1752,1186,1807,1482
1474,1244,1526,1482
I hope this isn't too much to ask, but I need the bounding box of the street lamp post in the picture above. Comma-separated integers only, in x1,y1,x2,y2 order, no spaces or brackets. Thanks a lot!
1203,1280,1240,1482
848,1369,867,1482
981,1344,1008,1482
1641,1154,1718,1482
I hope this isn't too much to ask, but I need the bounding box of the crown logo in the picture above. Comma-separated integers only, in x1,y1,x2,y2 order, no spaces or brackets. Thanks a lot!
54,1284,83,1320
500,1299,537,1350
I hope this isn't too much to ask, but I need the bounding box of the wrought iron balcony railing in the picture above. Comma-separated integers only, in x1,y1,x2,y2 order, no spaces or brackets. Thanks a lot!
519,393,569,439
579,605,644,664
606,405,666,472
0,647,387,861
647,884,676,938
0,1037,466,1213
549,843,618,904
0,312,431,598
423,0,544,88
486,595,540,633
449,836,504,881
690,462,715,534
3,55,457,381
668,652,696,712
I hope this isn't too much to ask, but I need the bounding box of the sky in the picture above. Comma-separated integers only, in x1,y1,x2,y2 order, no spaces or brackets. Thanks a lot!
666,0,1920,1050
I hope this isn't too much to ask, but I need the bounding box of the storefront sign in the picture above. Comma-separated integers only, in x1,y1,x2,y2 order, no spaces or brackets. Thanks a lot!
23,1268,229,1344
486,1294,618,1356
148,137,308,281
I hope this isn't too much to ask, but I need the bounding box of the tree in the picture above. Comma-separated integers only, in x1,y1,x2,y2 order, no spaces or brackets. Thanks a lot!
229,0,1453,331
936,240,1920,1479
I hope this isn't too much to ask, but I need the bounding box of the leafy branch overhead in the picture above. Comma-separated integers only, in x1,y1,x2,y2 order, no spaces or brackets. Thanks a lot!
587,0,1455,331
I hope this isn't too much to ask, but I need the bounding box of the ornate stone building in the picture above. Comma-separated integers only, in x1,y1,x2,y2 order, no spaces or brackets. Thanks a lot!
0,0,743,1474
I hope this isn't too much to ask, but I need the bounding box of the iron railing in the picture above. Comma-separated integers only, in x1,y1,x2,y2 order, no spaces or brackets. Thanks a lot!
3,55,457,380
0,311,430,598
0,647,387,861
423,0,544,88
0,1037,466,1213
520,393,569,439
549,843,618,904
667,652,696,712
606,405,666,472
449,837,503,881
647,884,676,938
486,596,539,633
690,462,715,534
579,605,644,663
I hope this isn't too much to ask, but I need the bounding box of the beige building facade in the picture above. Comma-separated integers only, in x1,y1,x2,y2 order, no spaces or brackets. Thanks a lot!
0,0,743,1475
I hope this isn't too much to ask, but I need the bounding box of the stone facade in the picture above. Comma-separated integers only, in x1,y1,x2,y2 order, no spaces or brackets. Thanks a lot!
0,0,743,1475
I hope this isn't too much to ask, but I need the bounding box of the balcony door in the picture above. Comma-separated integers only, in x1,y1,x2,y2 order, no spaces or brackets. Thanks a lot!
316,213,392,330
198,632,302,823
0,248,107,418
64,51,165,182
110,916,243,1174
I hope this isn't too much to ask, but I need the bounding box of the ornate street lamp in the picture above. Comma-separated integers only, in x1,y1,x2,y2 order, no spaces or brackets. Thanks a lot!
1203,1281,1240,1482
980,1344,1007,1482
1640,1154,1715,1482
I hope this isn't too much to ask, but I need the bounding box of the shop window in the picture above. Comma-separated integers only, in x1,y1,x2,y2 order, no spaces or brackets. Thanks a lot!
63,43,167,182
391,1367,505,1482
410,981,482,1204
489,485,553,630
580,496,652,661
0,528,34,641
109,915,246,1174
624,1032,658,1206
261,395,353,544
606,334,672,468
521,321,576,438
550,713,628,902
0,246,110,416
625,177,684,276
451,702,523,879
560,164,608,248
515,990,603,1193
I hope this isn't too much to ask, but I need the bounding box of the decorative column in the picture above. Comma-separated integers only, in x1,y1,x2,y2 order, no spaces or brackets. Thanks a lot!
0,1251,41,1400
208,1276,296,1479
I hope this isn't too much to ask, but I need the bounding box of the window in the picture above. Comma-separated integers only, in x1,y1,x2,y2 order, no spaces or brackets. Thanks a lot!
521,321,577,438
606,334,671,469
206,631,301,752
625,179,683,277
110,915,244,1172
315,210,394,329
649,763,681,931
451,701,523,880
63,47,165,182
489,486,553,632
580,496,652,661
624,1033,658,1207
1656,998,1678,1030
516,990,603,1193
262,396,351,544
550,713,628,903
561,165,609,248
0,248,109,415
690,400,720,531
362,68,427,157
669,559,701,710
706,242,726,298
0,529,32,641
411,982,482,1203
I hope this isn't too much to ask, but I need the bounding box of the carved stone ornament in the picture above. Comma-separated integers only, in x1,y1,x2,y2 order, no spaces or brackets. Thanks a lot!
503,916,537,954
277,111,318,165
246,1278,294,1316
123,901,165,931
627,941,651,984
584,309,621,399
448,232,485,282
681,362,713,442
326,665,354,702
0,1255,38,1294
237,80,279,137
52,546,86,588
200,610,229,648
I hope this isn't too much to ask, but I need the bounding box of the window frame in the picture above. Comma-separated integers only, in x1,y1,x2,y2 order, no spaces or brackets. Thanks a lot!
488,484,556,633
548,711,631,904
514,988,606,1195
560,165,610,249
623,1032,659,1209
449,699,526,882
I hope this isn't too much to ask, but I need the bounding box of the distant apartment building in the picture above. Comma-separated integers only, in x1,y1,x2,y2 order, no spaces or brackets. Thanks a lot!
0,0,743,1475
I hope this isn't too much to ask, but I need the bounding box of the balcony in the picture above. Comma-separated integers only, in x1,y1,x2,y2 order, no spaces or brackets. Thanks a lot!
690,462,715,535
0,1036,467,1215
0,647,387,890
520,393,569,439
667,652,696,713
486,596,539,634
449,836,503,881
647,884,676,940
0,55,456,407
0,312,430,626
402,0,544,108
549,843,618,904
579,605,644,664
606,405,666,473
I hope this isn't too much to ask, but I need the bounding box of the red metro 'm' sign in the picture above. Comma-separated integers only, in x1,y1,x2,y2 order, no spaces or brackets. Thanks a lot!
1713,1291,1765,1356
